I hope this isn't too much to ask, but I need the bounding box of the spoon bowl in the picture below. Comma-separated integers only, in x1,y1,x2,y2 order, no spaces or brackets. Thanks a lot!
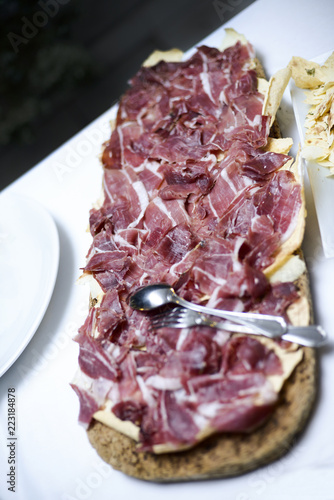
129,283,176,310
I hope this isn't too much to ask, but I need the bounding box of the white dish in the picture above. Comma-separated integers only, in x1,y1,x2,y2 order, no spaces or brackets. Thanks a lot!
0,193,59,376
290,50,334,258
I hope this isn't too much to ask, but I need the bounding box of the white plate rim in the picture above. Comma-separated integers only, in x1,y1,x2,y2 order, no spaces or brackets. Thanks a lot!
0,193,60,377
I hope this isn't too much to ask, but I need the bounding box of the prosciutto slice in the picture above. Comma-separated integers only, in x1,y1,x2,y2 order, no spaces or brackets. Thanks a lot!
72,39,303,451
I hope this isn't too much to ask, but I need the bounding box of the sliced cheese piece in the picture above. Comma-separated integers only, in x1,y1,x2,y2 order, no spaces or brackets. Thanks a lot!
263,67,291,126
257,77,269,97
143,48,183,67
94,400,140,442
219,27,248,51
264,137,293,154
92,187,105,211
287,295,311,328
77,272,104,306
269,254,306,284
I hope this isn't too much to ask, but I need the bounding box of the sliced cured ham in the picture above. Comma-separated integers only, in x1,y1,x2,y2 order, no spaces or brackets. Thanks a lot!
72,36,304,453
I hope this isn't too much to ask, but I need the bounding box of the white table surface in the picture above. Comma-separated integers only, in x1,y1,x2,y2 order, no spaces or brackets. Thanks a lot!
1,0,334,498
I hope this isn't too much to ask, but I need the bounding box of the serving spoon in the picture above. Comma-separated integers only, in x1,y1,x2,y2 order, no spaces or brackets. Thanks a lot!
129,283,287,339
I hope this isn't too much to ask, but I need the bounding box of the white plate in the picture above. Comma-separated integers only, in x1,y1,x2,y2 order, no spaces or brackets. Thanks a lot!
0,193,59,376
290,50,334,258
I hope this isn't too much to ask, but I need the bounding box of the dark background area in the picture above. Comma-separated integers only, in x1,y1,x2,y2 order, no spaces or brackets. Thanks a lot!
0,0,255,190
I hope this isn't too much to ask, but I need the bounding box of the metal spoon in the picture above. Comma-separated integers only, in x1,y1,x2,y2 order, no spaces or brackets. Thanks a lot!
129,283,287,339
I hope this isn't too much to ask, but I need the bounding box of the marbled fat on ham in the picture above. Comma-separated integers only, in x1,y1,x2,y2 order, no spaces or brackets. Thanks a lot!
72,40,302,451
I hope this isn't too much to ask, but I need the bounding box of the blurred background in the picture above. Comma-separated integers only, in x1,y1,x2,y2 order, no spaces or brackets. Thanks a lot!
0,0,255,190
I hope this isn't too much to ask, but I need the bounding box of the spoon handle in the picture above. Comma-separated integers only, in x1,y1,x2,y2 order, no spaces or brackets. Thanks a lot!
281,325,327,347
176,296,287,338
211,321,326,347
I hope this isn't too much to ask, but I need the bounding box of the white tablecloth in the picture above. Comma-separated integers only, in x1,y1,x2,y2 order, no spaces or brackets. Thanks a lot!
1,1,334,498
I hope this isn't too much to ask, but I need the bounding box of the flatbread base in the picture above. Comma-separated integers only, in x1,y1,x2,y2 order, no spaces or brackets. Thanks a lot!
87,346,317,482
